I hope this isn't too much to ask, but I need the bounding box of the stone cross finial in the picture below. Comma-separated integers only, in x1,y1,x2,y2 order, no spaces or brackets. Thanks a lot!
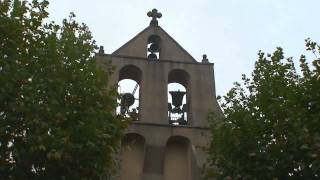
147,8,162,26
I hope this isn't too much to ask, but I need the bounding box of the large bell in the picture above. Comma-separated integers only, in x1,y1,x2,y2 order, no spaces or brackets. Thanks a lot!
148,53,158,59
169,91,185,108
148,43,159,52
120,93,135,108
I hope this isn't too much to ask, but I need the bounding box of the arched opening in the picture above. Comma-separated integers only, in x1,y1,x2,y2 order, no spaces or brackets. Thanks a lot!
147,35,161,60
119,133,145,180
117,65,142,120
168,69,190,125
164,136,190,180
168,83,187,125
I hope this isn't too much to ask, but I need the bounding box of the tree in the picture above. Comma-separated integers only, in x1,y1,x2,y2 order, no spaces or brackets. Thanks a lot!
0,0,126,179
203,39,320,179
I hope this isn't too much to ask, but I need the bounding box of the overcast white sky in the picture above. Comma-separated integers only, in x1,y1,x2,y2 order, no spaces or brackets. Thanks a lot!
48,0,320,96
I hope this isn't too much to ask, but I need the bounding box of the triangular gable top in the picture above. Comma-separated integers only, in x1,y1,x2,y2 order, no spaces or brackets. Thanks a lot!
112,25,197,63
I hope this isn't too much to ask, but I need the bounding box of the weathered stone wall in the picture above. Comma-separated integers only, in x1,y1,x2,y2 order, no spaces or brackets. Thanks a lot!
96,54,221,180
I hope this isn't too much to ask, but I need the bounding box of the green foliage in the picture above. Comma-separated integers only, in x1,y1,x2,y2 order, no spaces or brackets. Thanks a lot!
0,0,126,179
204,39,320,179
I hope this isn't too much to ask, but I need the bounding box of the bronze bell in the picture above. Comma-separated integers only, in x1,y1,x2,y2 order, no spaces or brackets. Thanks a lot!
120,93,135,115
169,91,185,108
120,93,135,107
148,53,158,59
148,43,159,52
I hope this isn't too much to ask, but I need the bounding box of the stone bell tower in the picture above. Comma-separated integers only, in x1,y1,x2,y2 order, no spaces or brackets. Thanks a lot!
96,9,221,180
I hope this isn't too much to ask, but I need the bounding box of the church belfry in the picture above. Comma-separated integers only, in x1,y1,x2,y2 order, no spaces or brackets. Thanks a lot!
96,9,221,180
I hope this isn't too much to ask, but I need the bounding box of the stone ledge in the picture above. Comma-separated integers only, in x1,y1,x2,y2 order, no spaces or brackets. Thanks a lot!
96,53,214,66
131,121,210,130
